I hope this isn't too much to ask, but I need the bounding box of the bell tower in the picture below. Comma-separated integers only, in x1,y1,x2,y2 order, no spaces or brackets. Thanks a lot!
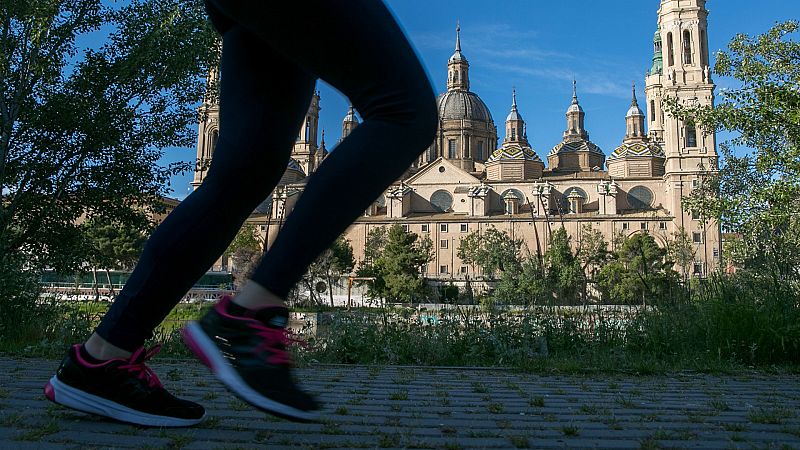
292,90,321,176
650,0,720,274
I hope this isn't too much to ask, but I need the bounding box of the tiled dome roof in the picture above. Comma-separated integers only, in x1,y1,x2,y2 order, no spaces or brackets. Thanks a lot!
487,143,541,163
548,139,604,156
608,141,665,161
286,158,306,177
437,90,493,122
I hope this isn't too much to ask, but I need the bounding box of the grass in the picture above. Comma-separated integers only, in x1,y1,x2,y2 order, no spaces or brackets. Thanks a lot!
389,390,408,401
529,396,545,407
13,421,60,441
3,272,799,374
561,424,580,436
748,407,796,424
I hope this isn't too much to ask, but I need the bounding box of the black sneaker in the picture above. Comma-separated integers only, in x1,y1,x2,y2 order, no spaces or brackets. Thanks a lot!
44,344,205,427
181,296,320,422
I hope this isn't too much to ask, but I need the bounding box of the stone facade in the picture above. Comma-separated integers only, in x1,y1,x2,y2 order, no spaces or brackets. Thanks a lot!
193,0,721,280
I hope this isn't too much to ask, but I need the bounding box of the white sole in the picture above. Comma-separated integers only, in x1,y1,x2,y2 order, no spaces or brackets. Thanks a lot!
184,321,320,422
47,376,204,427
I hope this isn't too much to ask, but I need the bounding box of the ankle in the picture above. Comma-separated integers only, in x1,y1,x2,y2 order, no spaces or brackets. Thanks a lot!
233,280,286,310
84,333,133,361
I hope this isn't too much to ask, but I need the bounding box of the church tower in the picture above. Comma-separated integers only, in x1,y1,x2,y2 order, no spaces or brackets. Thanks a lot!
547,81,605,173
292,90,321,176
341,104,359,140
648,0,720,274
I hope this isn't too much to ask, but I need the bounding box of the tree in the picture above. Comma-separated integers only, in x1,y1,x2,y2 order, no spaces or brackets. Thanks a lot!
305,237,355,307
83,217,146,297
359,224,432,302
596,233,680,305
664,20,800,283
666,227,695,282
0,1,219,300
223,224,262,289
457,227,522,279
543,227,583,303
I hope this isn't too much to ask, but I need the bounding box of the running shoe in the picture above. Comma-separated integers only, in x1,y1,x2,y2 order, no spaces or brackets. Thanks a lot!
44,344,205,427
181,296,320,422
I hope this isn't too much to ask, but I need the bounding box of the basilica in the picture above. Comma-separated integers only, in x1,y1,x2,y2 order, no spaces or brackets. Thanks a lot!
193,0,721,282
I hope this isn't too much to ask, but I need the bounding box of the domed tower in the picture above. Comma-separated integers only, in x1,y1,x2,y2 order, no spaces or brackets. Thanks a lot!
646,30,665,142
486,89,543,181
607,84,665,177
548,80,605,173
341,104,359,141
423,23,497,173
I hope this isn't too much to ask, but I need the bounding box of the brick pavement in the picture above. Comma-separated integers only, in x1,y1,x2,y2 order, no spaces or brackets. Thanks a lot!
0,357,798,449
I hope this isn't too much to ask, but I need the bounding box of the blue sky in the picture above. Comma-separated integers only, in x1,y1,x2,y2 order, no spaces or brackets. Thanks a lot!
162,0,798,199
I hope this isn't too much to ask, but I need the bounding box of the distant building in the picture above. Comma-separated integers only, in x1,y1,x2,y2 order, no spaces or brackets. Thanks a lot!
193,0,721,280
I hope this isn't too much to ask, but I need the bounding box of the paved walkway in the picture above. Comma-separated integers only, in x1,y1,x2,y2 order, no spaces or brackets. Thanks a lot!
1,357,798,449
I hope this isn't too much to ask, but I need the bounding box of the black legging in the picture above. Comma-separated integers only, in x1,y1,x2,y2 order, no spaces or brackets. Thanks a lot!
95,0,438,351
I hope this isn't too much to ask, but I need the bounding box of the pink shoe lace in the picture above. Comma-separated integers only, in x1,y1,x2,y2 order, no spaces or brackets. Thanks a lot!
118,345,164,389
251,323,305,366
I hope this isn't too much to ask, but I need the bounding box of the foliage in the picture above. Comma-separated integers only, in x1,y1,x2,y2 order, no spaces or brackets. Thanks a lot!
0,0,219,305
224,223,261,287
543,227,584,302
664,20,800,283
304,237,355,307
596,233,681,305
457,227,522,279
576,224,610,280
665,227,695,281
82,218,146,271
357,224,432,302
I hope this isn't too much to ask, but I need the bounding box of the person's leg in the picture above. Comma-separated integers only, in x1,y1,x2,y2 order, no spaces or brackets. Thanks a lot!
90,26,316,356
206,0,438,304
45,25,317,427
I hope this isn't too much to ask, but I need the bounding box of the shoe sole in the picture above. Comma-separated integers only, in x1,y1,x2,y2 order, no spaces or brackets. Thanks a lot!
44,376,204,427
182,321,320,423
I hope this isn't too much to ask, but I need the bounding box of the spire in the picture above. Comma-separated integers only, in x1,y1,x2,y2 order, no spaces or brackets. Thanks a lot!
342,104,359,140
447,21,470,91
572,78,578,104
455,21,461,53
505,88,526,144
626,83,644,118
320,130,327,153
564,79,588,140
631,82,638,107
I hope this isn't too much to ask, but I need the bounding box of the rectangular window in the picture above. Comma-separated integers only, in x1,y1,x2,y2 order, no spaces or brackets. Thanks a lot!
260,225,266,231
440,223,448,233
693,262,703,276
421,224,430,233
401,224,409,232
641,222,648,230
440,239,449,249
692,232,702,244
460,266,468,274
622,222,630,231
691,210,701,220
659,222,667,230
460,223,468,233
448,139,457,159
439,265,448,274
713,248,720,258
692,179,699,189
477,141,485,160
464,136,470,158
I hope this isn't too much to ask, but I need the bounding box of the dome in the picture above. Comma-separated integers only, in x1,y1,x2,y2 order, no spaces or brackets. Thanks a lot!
449,50,467,64
608,141,665,161
626,104,645,118
567,101,584,114
549,139,604,156
653,30,662,43
487,143,541,163
437,90,493,122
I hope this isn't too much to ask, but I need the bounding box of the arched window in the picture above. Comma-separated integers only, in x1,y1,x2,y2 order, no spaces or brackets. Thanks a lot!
667,32,674,66
686,121,697,147
454,70,459,81
430,190,454,212
448,139,457,158
560,187,587,213
650,100,656,123
511,128,516,140
628,186,654,210
210,130,219,156
683,30,693,65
